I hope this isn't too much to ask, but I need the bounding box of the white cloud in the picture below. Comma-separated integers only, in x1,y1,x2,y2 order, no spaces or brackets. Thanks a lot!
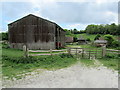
65,23,88,30
67,24,81,29
1,0,118,32
105,11,118,24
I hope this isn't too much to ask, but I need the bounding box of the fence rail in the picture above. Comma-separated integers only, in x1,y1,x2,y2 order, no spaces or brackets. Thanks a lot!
22,45,120,58
67,47,103,59
106,49,120,55
28,49,67,56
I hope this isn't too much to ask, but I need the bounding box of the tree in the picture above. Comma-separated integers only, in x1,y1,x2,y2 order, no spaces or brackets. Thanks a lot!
104,24,110,34
64,29,74,36
86,38,91,41
73,35,77,42
116,24,120,35
94,34,101,40
72,28,78,34
85,23,119,35
109,23,117,35
1,32,8,40
104,34,114,47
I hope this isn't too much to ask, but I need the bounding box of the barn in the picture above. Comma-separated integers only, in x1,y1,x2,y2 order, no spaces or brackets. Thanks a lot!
65,37,74,43
94,40,107,47
8,14,66,50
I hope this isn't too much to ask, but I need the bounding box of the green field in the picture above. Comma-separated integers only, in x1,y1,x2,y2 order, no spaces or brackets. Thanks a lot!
78,59,95,67
66,43,101,49
98,58,119,70
2,48,23,57
75,33,98,41
74,33,118,41
2,45,95,80
2,54,78,79
2,37,120,80
2,46,77,79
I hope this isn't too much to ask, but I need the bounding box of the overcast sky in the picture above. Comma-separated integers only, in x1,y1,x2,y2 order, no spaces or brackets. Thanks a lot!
0,0,119,32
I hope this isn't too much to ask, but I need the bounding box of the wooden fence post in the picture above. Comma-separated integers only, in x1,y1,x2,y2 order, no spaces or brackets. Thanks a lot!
82,48,84,58
67,48,71,55
102,46,106,58
23,45,28,58
50,49,52,55
89,50,90,59
95,49,97,59
76,48,78,58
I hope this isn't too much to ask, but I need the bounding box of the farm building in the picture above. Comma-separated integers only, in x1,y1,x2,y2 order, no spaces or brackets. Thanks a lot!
65,37,74,43
77,38,87,45
94,40,107,47
8,14,66,50
77,36,87,45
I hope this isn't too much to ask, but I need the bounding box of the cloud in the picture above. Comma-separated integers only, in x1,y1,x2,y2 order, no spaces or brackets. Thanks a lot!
67,24,81,29
62,23,88,30
38,2,118,24
1,0,118,32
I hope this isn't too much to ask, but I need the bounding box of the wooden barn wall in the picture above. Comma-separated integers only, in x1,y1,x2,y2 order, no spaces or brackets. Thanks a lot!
55,26,65,48
9,15,56,49
60,30,65,47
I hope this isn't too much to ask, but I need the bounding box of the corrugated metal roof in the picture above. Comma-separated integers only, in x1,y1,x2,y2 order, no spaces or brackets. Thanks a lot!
94,40,107,43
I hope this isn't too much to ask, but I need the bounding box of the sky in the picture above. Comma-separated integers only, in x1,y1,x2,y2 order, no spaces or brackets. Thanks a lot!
0,0,119,32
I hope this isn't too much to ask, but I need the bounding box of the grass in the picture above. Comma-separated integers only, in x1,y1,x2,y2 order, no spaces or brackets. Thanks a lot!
66,43,101,50
66,44,81,48
2,51,77,79
75,33,98,41
2,43,119,80
2,46,96,80
79,59,95,67
2,48,23,57
79,44,101,49
98,53,119,71
98,58,119,71
75,33,118,41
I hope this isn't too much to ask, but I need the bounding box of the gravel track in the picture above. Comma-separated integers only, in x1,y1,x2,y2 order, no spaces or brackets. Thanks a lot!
3,62,118,88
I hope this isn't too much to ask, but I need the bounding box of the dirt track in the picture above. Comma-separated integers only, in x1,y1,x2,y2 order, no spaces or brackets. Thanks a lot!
3,62,118,88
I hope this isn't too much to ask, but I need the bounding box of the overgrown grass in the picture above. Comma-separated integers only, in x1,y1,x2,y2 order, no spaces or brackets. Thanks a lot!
79,59,95,67
66,42,101,49
98,58,119,71
75,34,98,41
79,44,101,49
98,53,119,71
2,43,119,80
2,48,23,57
2,53,77,79
66,44,81,48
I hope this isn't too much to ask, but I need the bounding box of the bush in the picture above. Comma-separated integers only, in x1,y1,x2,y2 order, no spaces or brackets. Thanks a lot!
86,38,91,41
117,47,120,50
2,56,38,64
105,54,115,58
2,43,10,49
105,53,119,59
104,34,114,47
59,53,74,58
3,54,75,65
94,34,101,40
1,32,8,40
73,37,77,42
112,41,120,48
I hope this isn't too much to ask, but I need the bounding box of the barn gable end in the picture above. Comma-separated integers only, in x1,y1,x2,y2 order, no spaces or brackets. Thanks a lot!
8,14,65,50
